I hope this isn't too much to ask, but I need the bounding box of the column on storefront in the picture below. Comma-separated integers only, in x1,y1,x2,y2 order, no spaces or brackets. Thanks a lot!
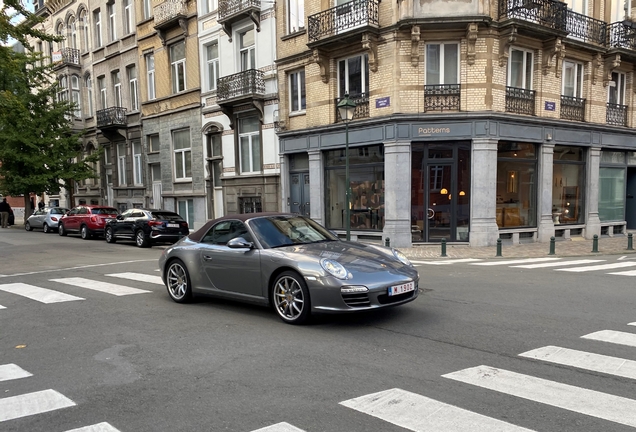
537,143,555,242
585,146,601,238
470,138,499,246
308,150,324,226
383,140,411,248
280,153,290,213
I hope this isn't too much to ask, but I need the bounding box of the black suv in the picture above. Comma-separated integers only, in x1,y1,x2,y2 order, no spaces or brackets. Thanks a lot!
104,208,189,248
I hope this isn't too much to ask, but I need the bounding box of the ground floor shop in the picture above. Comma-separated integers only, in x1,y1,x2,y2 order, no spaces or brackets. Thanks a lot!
278,115,636,248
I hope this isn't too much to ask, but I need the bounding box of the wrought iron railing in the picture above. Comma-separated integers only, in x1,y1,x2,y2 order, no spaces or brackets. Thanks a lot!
308,0,379,42
566,10,607,45
424,84,461,112
97,107,127,128
216,69,265,102
608,21,636,49
154,0,188,27
560,95,585,121
334,93,369,122
55,47,80,66
499,0,567,32
606,102,628,126
505,86,535,115
218,0,261,20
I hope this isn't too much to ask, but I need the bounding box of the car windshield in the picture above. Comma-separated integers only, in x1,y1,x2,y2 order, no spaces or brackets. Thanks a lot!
249,215,338,249
91,208,118,215
152,212,182,221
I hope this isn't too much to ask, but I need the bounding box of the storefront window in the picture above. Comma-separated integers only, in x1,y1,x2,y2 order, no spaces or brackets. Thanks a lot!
325,145,384,231
496,142,537,228
552,146,585,225
599,150,626,222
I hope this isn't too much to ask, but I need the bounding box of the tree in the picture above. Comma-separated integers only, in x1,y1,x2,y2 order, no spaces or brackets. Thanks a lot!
0,0,100,219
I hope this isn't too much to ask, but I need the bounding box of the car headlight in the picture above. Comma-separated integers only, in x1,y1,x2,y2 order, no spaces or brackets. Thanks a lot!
392,249,412,266
320,258,348,279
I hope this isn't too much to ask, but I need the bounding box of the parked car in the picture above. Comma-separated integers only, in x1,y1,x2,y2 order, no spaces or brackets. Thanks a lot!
25,207,70,233
105,208,189,248
159,213,419,324
58,205,119,239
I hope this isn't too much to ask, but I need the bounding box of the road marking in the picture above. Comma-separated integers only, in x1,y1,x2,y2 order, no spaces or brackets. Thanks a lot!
0,304,5,309
106,272,164,285
50,278,151,296
64,422,121,432
511,259,605,269
581,330,636,347
340,388,534,431
607,270,636,276
0,283,84,304
629,322,636,327
250,422,306,432
0,364,32,382
555,262,636,272
0,259,156,279
443,365,636,428
519,345,636,380
411,258,483,265
471,258,561,266
0,389,76,422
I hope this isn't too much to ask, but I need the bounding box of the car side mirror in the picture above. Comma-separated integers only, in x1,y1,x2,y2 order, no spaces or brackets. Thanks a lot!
227,237,254,249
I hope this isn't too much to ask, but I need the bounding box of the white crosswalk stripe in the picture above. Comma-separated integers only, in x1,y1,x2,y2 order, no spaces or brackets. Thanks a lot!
443,365,636,428
0,389,76,422
50,277,151,296
608,269,636,276
249,422,306,432
511,259,605,269
0,364,32,382
519,345,636,380
340,388,535,431
581,330,636,347
0,283,85,304
106,272,164,285
471,258,561,266
64,422,121,432
0,304,5,309
412,258,483,265
555,262,636,272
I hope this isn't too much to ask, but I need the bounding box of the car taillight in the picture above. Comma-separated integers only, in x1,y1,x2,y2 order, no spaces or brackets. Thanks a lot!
148,220,163,227
181,222,188,228
51,217,58,221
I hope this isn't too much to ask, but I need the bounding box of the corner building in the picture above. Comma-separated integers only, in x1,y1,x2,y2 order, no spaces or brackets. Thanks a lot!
276,0,636,247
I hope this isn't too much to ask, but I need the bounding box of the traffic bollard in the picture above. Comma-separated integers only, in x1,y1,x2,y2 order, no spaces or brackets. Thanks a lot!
628,233,634,251
549,236,555,255
441,238,447,257
592,234,599,253
496,238,502,257
385,237,390,247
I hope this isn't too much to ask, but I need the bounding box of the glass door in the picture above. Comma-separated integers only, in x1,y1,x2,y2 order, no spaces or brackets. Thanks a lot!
427,164,453,242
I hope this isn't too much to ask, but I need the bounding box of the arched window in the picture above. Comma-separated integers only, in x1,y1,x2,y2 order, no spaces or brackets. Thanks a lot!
84,74,94,118
57,76,68,102
56,22,65,50
71,75,81,118
68,16,77,49
79,10,90,52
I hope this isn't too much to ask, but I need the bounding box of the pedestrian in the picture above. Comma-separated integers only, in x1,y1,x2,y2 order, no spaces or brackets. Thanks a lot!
0,198,11,229
38,199,45,210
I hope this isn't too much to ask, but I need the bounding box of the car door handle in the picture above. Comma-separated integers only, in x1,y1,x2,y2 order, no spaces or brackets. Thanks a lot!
203,255,213,261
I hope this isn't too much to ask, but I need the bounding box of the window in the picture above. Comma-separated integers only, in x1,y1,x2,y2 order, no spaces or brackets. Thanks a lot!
426,43,459,85
145,53,155,100
202,220,250,244
143,0,152,19
57,76,68,102
508,48,533,89
112,71,121,107
239,28,256,71
238,116,261,173
599,151,626,222
287,0,304,33
148,134,160,152
36,41,43,66
107,2,116,42
608,71,626,105
173,129,192,180
117,143,127,186
552,146,585,224
170,41,186,93
98,76,107,109
80,10,89,52
562,60,583,98
133,141,143,186
56,22,65,50
206,42,219,91
495,143,537,228
85,75,94,117
93,9,102,47
71,75,81,118
178,199,194,228
151,164,161,182
104,145,112,165
202,0,216,14
69,17,77,49
124,0,133,34
338,54,369,97
289,70,306,112
127,65,138,111
207,133,223,187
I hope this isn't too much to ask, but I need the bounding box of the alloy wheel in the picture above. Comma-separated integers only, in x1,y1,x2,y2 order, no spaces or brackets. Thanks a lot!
273,273,309,324
43,223,49,233
166,261,191,302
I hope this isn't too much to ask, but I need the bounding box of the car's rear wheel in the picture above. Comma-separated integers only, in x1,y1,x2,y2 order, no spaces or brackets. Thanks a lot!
135,230,150,248
105,227,116,243
42,223,50,233
272,271,311,325
58,223,67,236
166,259,192,303
25,222,33,231
80,225,91,240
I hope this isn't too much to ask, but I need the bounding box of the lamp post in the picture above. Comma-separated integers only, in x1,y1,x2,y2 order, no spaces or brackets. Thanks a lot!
337,93,356,241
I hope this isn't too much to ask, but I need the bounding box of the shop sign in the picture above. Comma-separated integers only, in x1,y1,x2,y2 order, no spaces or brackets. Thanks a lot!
545,101,556,111
376,97,390,108
417,126,452,136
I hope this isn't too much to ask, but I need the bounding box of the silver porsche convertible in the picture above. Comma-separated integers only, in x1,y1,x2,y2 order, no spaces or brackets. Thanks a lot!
159,213,419,324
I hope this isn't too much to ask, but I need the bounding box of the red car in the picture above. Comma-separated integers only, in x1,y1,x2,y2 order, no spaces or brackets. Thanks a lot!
58,205,119,239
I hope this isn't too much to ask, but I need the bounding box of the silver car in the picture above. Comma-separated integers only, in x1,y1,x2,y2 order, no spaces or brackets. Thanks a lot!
25,207,70,233
159,213,419,324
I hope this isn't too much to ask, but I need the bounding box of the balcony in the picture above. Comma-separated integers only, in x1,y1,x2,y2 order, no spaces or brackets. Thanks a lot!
499,0,567,38
153,0,188,44
52,48,80,68
606,103,628,126
218,0,261,40
608,21,636,51
565,10,607,46
334,93,369,122
505,86,535,115
308,0,379,48
560,95,585,121
216,70,265,125
97,107,127,130
424,85,460,112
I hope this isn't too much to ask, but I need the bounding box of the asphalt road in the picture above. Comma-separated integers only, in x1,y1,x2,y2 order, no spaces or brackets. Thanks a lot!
1,227,636,431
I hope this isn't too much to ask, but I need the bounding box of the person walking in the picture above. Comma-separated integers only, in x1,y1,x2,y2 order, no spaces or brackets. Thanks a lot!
0,198,11,228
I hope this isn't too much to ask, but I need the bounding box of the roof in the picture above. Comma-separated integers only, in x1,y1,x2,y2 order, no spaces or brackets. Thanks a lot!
188,212,297,243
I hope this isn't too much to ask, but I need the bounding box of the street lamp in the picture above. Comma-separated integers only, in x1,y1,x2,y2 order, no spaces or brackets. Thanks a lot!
337,93,356,241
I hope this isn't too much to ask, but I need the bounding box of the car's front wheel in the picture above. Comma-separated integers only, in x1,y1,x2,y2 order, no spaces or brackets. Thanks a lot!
58,223,67,236
272,271,311,325
42,223,50,233
105,227,116,243
135,230,150,248
165,259,192,303
25,222,33,231
80,225,91,240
